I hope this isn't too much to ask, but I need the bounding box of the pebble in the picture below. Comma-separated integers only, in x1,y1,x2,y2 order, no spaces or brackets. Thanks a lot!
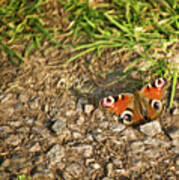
172,139,179,154
93,108,106,120
5,107,14,116
113,159,123,168
52,119,66,135
29,142,41,152
24,116,36,124
72,131,82,139
168,127,179,139
130,141,145,154
66,109,76,117
1,93,12,103
6,134,23,146
84,104,94,115
171,108,179,115
143,148,159,158
84,134,94,143
102,178,113,180
18,93,29,102
29,98,39,109
66,162,83,177
72,144,93,158
122,128,138,140
144,137,170,148
13,102,24,109
107,163,113,177
140,121,162,137
99,121,109,129
47,144,65,168
176,156,179,166
111,124,126,133
0,126,11,133
77,116,85,125
76,97,88,113
85,158,95,166
91,163,100,169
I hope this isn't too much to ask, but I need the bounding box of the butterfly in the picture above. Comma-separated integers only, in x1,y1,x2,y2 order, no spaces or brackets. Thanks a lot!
99,78,168,125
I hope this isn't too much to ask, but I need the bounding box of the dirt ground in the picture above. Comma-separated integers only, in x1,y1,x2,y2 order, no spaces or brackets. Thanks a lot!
0,43,179,180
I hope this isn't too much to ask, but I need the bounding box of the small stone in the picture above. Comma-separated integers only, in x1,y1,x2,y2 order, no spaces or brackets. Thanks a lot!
66,109,76,117
77,116,85,125
167,177,176,180
8,121,22,127
102,177,113,180
76,97,88,113
99,121,109,129
172,139,179,154
29,98,39,109
1,93,12,103
130,141,145,154
176,170,179,176
168,127,179,139
52,120,66,135
29,142,41,152
18,93,28,102
140,121,162,137
93,108,106,120
91,163,100,169
111,124,126,133
152,174,162,180
107,163,113,177
84,104,94,115
144,137,170,148
113,159,123,168
6,134,23,146
85,134,94,143
41,104,49,113
13,103,23,109
85,158,95,166
66,163,83,178
122,128,138,140
5,107,14,116
0,126,11,133
47,144,65,168
171,108,179,115
92,129,106,142
176,156,179,166
73,131,82,139
2,159,10,168
143,148,159,158
24,116,36,124
73,145,93,158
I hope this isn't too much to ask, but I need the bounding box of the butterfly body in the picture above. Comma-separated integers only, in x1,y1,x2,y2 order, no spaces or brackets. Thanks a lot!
100,78,168,125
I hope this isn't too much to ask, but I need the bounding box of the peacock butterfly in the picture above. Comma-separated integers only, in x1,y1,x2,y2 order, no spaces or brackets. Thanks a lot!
99,78,168,125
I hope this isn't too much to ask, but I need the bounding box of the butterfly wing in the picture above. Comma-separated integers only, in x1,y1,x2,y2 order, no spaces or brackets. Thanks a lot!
99,77,168,125
99,93,143,125
139,77,168,120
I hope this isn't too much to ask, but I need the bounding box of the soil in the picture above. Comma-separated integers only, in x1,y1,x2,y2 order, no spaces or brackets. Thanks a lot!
0,22,179,180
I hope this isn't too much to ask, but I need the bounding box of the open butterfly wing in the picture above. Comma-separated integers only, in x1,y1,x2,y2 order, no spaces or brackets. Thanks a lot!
139,78,168,120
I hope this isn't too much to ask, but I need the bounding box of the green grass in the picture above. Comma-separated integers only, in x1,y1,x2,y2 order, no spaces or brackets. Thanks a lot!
60,0,179,106
0,0,178,106
63,0,179,64
17,174,31,180
0,0,62,65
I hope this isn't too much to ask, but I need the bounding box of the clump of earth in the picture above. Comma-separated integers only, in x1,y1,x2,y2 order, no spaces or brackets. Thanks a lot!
0,45,179,180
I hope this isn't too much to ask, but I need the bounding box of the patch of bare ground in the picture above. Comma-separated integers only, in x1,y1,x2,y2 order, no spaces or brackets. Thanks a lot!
0,43,179,180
